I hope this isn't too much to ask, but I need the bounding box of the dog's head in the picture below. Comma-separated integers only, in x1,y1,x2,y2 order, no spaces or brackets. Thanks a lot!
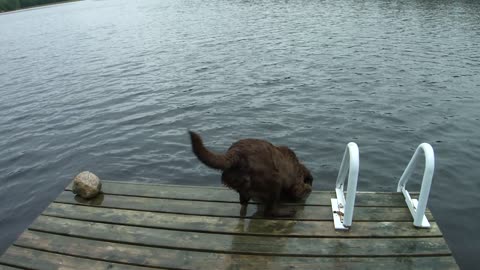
300,163,313,186
277,146,314,186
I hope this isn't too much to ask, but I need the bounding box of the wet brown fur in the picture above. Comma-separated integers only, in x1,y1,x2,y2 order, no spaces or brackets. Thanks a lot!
189,131,313,217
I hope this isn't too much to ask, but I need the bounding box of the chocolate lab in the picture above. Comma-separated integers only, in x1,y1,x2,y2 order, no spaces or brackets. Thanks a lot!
189,131,313,217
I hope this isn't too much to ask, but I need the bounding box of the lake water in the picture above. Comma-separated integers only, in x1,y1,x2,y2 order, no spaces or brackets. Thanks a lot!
1,0,479,268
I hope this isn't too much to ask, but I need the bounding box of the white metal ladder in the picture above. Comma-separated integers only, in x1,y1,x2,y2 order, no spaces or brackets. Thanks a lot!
331,142,359,230
397,143,435,228
331,142,435,230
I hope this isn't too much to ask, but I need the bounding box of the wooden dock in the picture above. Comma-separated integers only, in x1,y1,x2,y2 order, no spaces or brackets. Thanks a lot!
0,180,458,269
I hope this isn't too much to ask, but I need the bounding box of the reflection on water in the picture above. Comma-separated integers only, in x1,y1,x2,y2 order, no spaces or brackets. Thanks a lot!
226,218,297,270
0,0,479,268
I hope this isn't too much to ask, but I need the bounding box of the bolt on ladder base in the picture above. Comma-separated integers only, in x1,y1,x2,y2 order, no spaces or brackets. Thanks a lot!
331,198,350,230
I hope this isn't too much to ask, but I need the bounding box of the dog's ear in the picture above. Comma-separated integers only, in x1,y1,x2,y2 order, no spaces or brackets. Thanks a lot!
300,164,313,186
304,173,313,186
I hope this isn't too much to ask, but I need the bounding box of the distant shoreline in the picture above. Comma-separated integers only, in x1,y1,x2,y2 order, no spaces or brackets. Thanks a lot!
0,0,81,14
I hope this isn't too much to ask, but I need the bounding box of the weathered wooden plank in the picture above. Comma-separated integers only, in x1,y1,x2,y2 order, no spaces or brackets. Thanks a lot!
66,180,408,207
0,180,457,269
55,191,433,221
15,230,459,270
29,215,451,257
0,246,161,270
44,203,442,238
0,264,24,270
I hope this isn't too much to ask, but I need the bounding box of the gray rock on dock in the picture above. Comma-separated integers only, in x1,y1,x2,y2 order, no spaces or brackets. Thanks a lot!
72,171,102,199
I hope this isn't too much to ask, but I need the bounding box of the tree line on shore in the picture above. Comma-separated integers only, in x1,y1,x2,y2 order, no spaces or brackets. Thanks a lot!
0,0,71,12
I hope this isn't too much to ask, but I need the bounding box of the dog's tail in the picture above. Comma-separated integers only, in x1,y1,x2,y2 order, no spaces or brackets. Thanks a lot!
189,131,234,170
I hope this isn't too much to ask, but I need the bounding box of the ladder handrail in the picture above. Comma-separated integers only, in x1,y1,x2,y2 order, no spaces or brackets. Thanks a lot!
331,142,359,229
397,143,435,228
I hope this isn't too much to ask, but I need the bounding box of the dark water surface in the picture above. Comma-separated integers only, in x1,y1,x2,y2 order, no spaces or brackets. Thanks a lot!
1,0,479,268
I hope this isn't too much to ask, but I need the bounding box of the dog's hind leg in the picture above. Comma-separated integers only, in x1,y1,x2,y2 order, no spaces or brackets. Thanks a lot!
222,170,251,216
